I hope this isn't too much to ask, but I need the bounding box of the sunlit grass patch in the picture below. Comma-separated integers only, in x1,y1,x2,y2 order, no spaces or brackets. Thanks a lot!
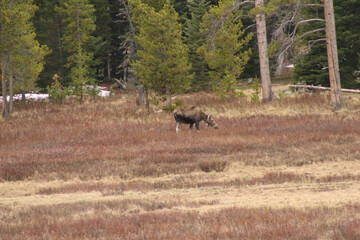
2,204,360,239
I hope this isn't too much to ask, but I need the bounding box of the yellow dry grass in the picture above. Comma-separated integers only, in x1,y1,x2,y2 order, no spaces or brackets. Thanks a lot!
2,160,360,211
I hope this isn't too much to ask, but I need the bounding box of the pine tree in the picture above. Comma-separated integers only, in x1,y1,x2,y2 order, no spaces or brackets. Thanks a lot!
332,0,360,88
91,0,113,81
33,0,66,88
142,0,166,11
170,0,189,25
129,0,192,107
34,0,122,87
13,32,50,98
57,0,99,100
184,0,210,91
200,0,252,98
0,0,49,116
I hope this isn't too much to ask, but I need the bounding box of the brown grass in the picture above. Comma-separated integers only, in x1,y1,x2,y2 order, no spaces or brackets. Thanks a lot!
1,93,360,181
1,91,360,239
1,203,360,239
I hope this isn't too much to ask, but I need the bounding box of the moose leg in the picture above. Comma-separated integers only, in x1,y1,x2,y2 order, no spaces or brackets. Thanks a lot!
176,122,181,133
195,122,200,132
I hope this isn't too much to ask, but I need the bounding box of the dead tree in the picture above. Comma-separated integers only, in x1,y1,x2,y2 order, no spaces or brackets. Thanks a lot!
322,0,342,110
118,0,137,86
270,3,325,76
270,0,342,110
255,0,272,102
289,84,360,94
118,0,145,105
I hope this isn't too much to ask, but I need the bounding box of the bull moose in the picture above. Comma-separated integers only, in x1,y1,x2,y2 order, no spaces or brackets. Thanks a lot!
173,106,219,133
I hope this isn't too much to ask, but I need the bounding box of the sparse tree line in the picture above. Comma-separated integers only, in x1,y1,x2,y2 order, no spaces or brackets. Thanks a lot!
1,0,360,116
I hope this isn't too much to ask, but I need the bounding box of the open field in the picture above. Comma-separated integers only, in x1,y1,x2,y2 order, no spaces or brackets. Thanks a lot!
1,90,360,239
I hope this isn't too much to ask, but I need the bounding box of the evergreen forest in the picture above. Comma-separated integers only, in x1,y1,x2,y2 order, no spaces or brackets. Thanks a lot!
1,0,360,110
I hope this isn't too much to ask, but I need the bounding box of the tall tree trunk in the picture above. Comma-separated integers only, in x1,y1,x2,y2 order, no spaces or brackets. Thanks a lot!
0,2,8,117
120,0,138,86
137,85,145,105
255,0,272,102
1,66,8,117
107,52,111,81
9,66,14,114
22,91,26,102
322,0,342,110
165,87,172,108
57,26,64,83
56,13,65,84
145,87,150,112
123,66,127,83
8,0,13,114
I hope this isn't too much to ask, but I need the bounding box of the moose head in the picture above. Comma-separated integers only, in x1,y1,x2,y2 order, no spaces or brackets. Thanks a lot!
205,114,219,129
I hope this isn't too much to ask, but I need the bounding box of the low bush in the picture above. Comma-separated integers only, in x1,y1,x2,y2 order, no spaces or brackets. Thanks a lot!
198,159,229,172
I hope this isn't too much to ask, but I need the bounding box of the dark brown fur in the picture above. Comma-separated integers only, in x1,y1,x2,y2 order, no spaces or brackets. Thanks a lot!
173,106,219,133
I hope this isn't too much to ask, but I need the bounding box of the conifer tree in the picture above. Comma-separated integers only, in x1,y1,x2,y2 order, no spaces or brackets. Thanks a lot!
200,0,252,98
118,0,138,86
91,0,113,81
129,0,192,107
142,0,166,11
0,0,49,116
13,32,50,100
33,0,66,88
184,0,210,91
57,0,99,100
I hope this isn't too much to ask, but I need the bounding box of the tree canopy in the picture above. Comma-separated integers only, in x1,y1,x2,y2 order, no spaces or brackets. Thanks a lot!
1,0,360,114
1,0,49,116
129,0,192,105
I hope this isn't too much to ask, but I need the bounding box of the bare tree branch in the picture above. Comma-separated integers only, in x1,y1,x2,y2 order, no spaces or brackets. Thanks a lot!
297,18,325,25
302,4,323,8
117,0,138,85
290,18,325,38
275,28,325,76
272,4,300,40
244,23,256,31
296,27,325,41
271,0,327,76
308,38,326,49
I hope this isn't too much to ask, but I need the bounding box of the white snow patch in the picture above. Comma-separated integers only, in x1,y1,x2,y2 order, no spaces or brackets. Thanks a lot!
98,90,110,97
0,86,111,103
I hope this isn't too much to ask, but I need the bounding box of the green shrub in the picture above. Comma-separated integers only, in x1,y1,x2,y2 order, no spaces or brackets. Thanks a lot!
46,80,69,102
162,99,183,111
250,77,261,102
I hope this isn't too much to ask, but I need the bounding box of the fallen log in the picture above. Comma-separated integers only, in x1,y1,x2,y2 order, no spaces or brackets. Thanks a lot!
288,84,360,94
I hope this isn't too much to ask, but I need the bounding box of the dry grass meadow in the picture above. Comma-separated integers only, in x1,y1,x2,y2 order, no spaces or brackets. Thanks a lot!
1,87,360,239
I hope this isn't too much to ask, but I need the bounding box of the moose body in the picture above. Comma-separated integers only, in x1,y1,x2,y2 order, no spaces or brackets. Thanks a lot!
173,106,219,133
